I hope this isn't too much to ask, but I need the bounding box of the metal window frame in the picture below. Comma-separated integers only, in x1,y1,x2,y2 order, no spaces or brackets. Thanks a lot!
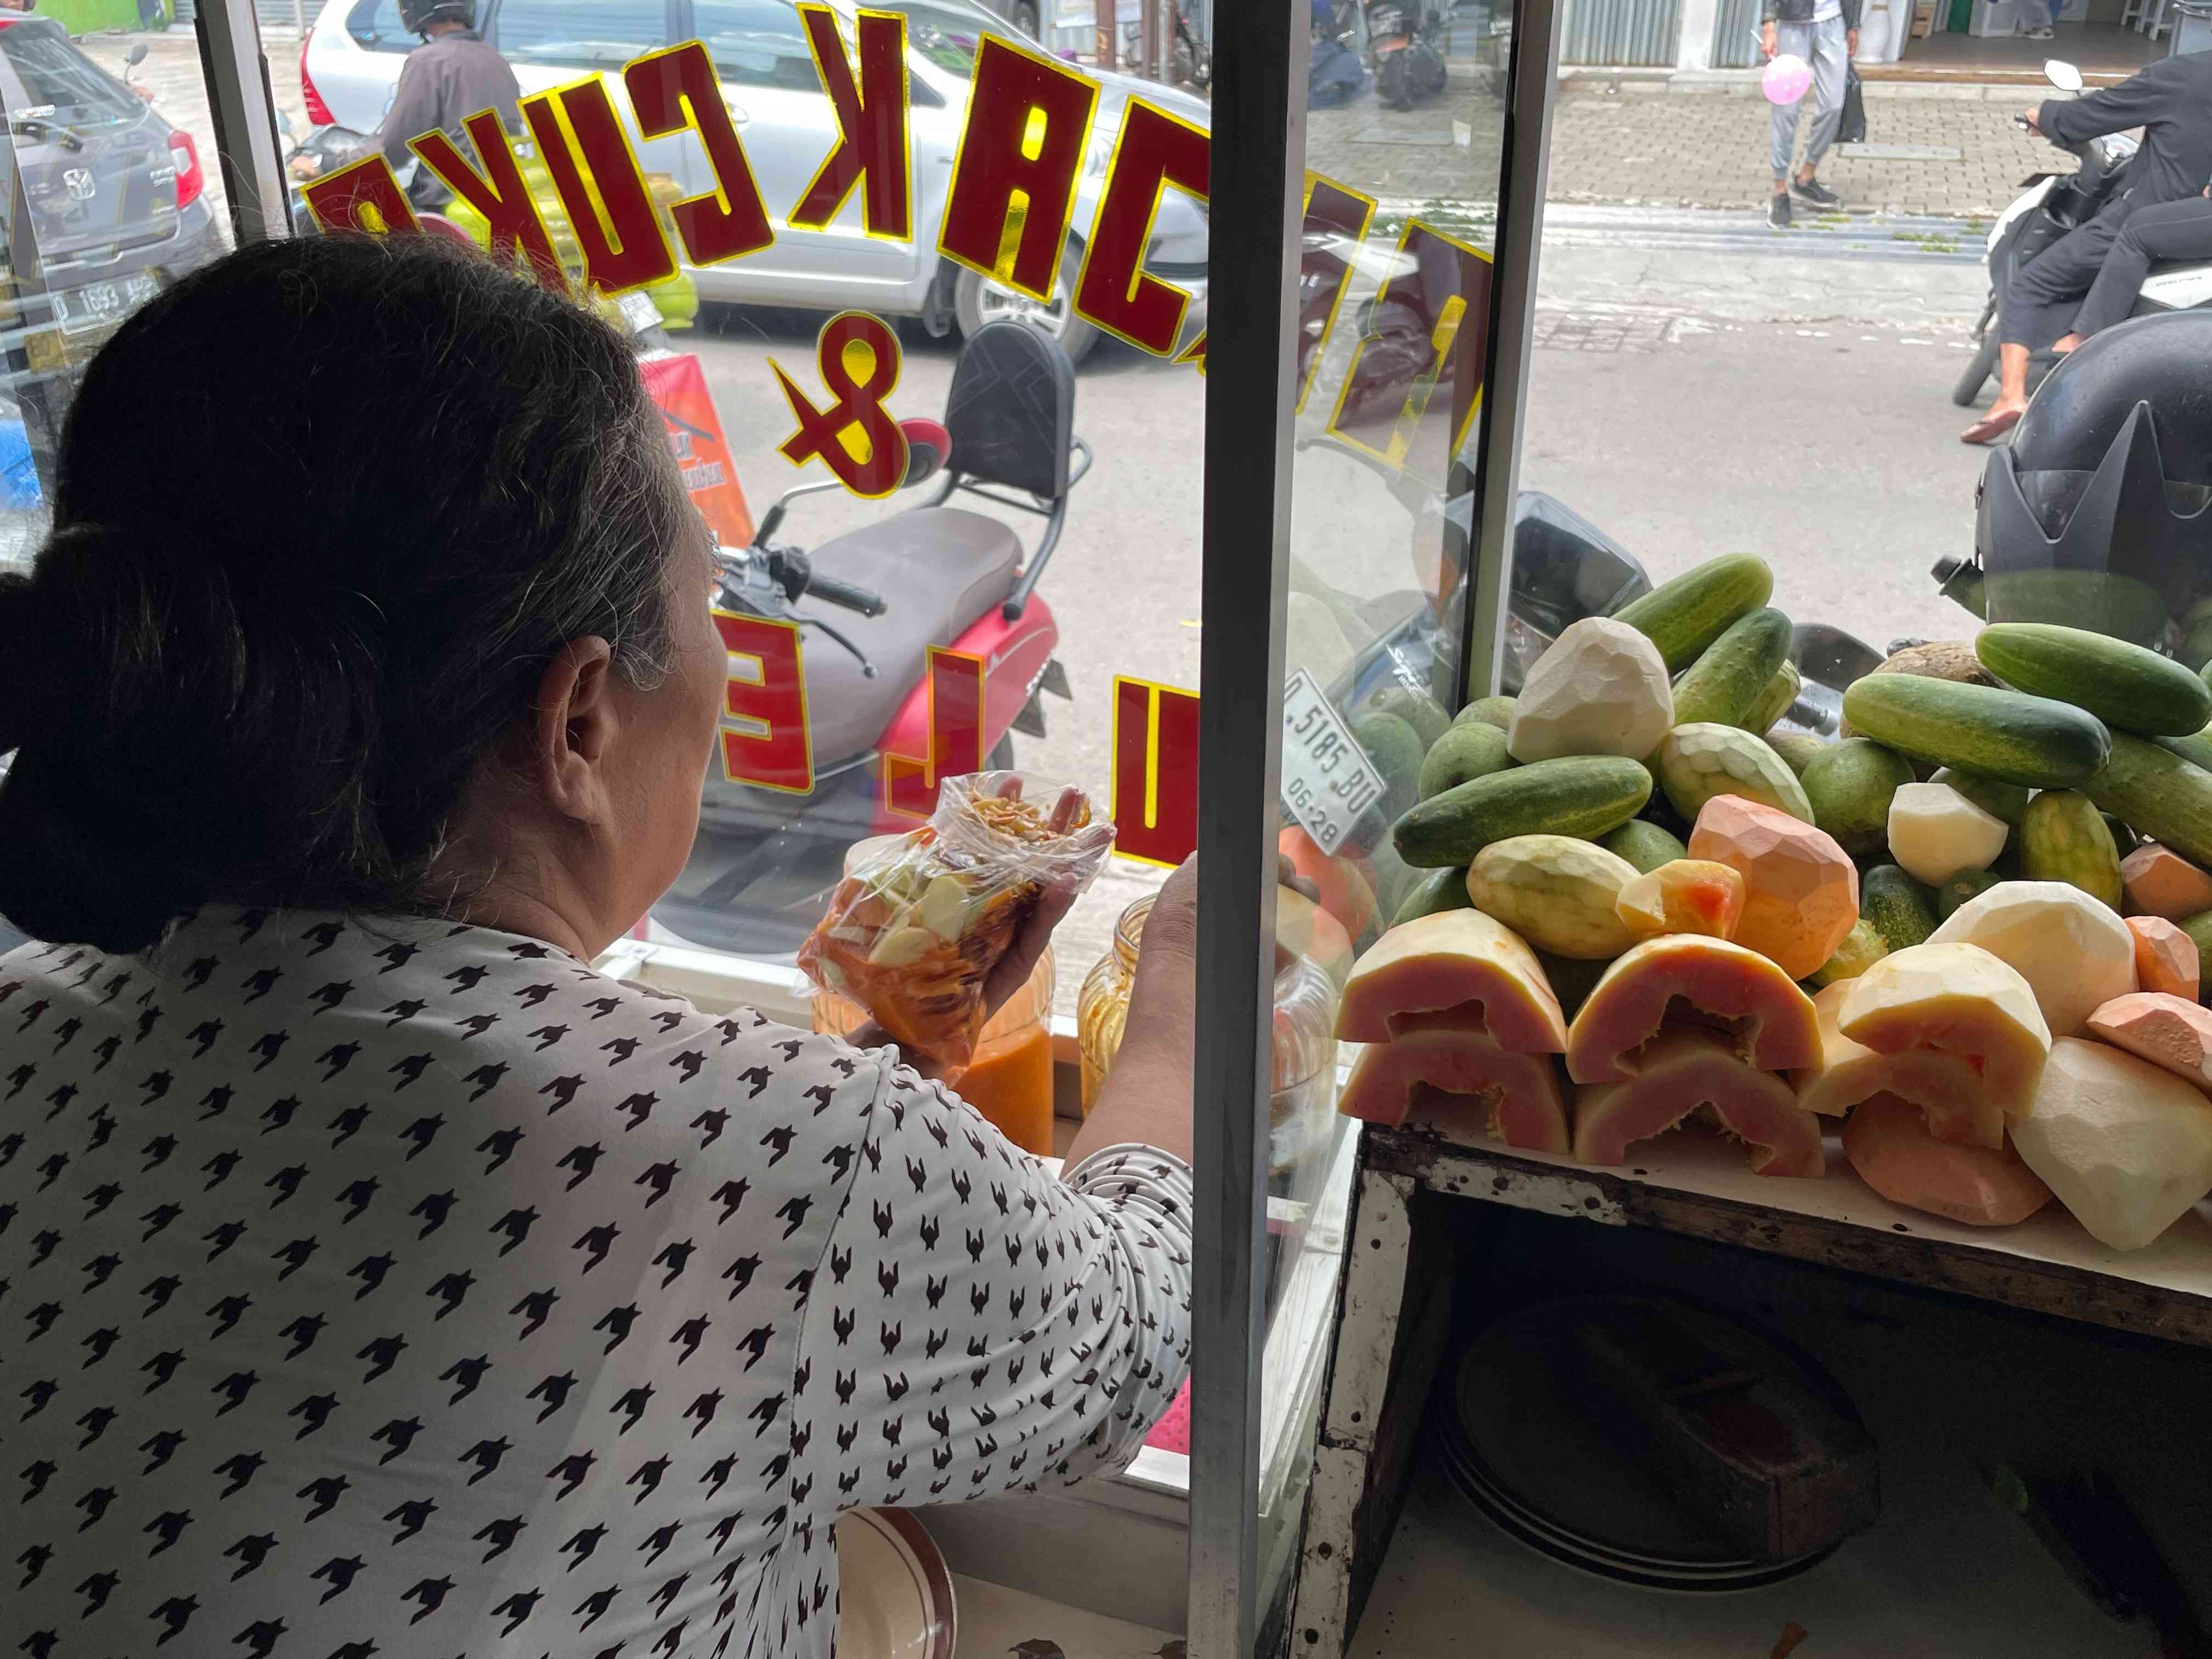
195,0,292,244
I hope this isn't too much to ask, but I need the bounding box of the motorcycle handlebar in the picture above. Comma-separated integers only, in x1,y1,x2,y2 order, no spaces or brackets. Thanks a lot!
804,571,887,618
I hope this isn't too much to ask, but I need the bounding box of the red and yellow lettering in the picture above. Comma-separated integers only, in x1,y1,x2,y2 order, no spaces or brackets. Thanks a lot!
714,611,814,792
883,648,986,820
1326,218,1492,484
790,6,911,240
1293,174,1376,413
938,38,1097,301
409,109,565,290
772,311,909,498
301,155,419,235
522,76,678,293
1071,98,1207,357
1109,675,1200,867
623,41,776,267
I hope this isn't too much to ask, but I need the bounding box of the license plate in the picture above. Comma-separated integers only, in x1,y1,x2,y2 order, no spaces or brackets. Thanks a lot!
52,270,160,336
618,290,662,333
1280,669,1385,856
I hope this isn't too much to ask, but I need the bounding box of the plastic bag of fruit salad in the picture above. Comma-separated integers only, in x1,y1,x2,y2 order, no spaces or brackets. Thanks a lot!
798,771,1116,1071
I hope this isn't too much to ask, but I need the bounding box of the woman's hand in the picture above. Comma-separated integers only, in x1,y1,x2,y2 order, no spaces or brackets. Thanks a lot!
1760,18,1778,58
978,775,1087,1022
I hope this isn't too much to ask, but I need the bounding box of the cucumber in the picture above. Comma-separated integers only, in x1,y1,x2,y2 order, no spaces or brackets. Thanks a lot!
1805,919,1889,989
1840,673,2112,789
1981,568,2171,649
1746,659,1802,736
1468,834,1640,960
1934,870,2004,919
2019,789,2124,911
1652,723,1814,825
1928,767,2031,825
1392,755,1652,869
1975,622,2212,738
1455,695,1517,731
1372,686,1452,750
2156,724,2212,774
1392,866,1474,927
2081,732,2212,871
1417,720,1513,802
1860,864,1938,951
1768,732,1830,777
1669,607,1794,730
1610,554,1774,673
1801,738,1916,857
2181,911,2212,984
1598,818,1689,874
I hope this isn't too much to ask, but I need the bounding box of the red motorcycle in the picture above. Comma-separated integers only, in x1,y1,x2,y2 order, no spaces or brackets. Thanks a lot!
653,321,1086,958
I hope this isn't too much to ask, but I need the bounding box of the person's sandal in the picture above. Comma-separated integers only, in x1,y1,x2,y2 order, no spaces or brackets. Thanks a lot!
1961,407,2024,446
1792,177,1842,207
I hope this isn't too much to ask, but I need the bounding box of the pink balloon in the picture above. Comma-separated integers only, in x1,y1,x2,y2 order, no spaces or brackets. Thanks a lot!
1763,52,1813,104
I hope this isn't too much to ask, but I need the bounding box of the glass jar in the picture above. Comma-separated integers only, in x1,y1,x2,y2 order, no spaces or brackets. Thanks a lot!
812,836,1058,1155
1077,894,1152,1116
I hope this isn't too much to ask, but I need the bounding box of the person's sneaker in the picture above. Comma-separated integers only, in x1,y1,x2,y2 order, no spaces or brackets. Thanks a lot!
1792,176,1843,207
1768,191,1792,228
2023,24,2054,36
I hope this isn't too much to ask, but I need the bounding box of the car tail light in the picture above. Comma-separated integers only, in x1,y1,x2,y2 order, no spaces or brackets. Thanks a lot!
301,29,335,126
168,129,204,209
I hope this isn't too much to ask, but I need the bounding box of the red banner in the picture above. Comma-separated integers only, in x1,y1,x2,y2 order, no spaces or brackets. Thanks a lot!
641,352,755,550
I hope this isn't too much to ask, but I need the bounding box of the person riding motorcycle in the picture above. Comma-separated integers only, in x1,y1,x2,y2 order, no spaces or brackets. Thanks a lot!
376,0,523,210
1972,310,2212,658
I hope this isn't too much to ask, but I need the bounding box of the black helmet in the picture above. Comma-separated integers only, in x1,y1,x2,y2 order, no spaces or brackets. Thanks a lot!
1976,311,2212,648
398,0,475,31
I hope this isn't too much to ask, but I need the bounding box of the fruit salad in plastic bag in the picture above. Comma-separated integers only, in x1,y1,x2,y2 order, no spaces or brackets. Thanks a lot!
798,772,1116,1070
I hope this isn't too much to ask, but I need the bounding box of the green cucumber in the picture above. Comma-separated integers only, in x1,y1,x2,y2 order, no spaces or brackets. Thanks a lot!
2019,789,2124,910
1768,732,1830,777
1934,870,2004,919
2081,732,2212,871
1860,864,1938,951
1805,919,1889,989
1669,607,1795,730
1801,738,1916,857
1391,755,1652,869
1982,568,2171,649
1746,659,1802,736
1610,554,1774,673
1839,674,2111,789
1455,695,1517,731
2156,724,2212,774
1392,866,1474,927
1975,623,2212,738
1652,723,1814,825
2181,912,2212,984
1598,819,1688,874
1417,721,1513,802
1928,767,2031,825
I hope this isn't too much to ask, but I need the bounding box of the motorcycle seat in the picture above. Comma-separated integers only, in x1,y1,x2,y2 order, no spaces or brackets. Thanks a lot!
798,506,1024,765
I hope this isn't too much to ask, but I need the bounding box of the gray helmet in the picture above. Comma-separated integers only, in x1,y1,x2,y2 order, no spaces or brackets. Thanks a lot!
398,0,476,32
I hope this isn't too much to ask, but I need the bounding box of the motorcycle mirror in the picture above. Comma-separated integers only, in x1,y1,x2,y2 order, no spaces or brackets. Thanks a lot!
127,42,148,64
898,417,952,489
2045,58,2084,92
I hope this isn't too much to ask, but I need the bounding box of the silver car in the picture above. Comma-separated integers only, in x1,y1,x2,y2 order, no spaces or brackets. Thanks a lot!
300,0,1209,363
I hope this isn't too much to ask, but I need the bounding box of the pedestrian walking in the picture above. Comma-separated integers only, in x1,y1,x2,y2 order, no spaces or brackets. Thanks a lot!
1762,0,1861,227
2015,0,2055,40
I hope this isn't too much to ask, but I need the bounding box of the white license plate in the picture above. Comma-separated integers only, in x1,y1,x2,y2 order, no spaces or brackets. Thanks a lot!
1280,668,1385,856
53,271,160,336
618,290,662,333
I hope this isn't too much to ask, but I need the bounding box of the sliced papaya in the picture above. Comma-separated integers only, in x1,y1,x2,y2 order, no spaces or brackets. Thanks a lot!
1339,1009,1570,1154
1572,1028,1826,1177
1792,983,2001,1149
1835,942,2051,1120
1840,1092,2053,1227
1565,934,1821,1086
1336,909,1566,1053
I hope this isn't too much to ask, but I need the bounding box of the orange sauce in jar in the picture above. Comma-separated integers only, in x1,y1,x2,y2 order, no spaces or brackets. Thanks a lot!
944,1014,1055,1155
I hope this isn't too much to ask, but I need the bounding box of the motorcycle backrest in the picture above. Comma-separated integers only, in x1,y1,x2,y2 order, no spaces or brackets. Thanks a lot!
942,321,1076,501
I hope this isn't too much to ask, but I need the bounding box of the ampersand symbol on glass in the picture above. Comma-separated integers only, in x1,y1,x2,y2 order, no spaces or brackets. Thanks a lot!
771,311,910,499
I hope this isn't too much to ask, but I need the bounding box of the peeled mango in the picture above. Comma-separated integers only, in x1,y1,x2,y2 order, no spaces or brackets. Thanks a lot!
1508,617,1674,764
1467,834,1642,960
1886,782,2009,887
1685,794,1859,980
2119,843,2212,922
1841,1092,2053,1227
1336,909,1566,1051
1566,933,1820,1085
2012,1037,2212,1251
2084,991,2212,1093
2125,916,2200,1003
1838,942,2052,1121
1339,1008,1570,1153
1926,881,2137,1038
1793,982,2000,1148
1572,1028,1826,1177
1613,859,1745,941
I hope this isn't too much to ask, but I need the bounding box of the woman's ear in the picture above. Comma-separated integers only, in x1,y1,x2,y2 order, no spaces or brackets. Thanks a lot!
527,637,619,821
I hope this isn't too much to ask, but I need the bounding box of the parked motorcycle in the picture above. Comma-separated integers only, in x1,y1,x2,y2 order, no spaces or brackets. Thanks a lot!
1951,58,2212,407
654,320,1085,958
1120,0,1211,93
1363,0,1449,111
1311,0,1370,107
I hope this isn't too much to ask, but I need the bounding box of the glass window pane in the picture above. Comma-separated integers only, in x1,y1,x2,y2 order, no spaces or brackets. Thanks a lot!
490,0,668,67
691,0,823,88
